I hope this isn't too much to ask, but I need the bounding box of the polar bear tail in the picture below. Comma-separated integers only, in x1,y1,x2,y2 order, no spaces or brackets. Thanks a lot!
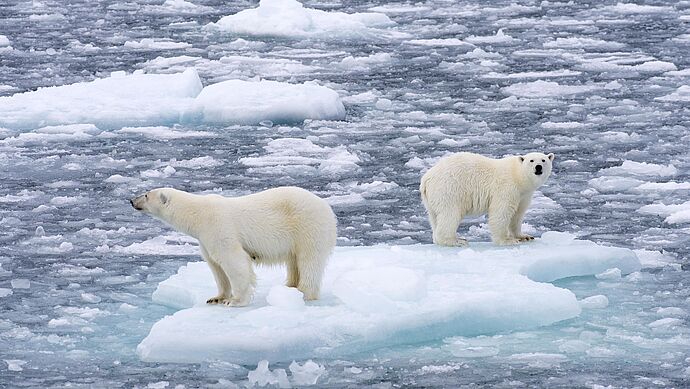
420,175,436,229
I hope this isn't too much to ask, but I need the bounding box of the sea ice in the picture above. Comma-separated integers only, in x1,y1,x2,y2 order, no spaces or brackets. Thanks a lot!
502,80,598,98
187,80,345,125
0,69,345,129
137,234,640,363
205,0,397,40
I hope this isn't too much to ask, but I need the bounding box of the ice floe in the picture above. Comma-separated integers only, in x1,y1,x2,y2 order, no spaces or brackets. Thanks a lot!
205,0,398,40
0,69,345,130
137,233,640,363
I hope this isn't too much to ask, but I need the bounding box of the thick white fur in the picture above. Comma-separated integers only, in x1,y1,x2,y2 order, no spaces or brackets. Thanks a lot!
131,186,337,307
420,152,554,246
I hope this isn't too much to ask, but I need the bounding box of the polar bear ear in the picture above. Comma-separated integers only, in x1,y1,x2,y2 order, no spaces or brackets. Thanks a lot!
519,156,525,162
547,153,555,161
159,192,169,205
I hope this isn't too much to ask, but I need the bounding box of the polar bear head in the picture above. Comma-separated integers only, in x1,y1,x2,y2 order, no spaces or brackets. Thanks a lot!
130,188,176,219
518,152,554,187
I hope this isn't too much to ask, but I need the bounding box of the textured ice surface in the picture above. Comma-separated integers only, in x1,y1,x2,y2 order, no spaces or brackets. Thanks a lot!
138,234,639,363
206,0,397,40
0,69,344,129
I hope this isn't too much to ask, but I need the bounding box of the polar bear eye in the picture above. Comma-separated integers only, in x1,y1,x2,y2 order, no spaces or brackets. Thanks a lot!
530,159,534,163
542,159,545,163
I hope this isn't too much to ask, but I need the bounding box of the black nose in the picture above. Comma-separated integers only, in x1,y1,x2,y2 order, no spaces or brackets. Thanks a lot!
535,164,543,175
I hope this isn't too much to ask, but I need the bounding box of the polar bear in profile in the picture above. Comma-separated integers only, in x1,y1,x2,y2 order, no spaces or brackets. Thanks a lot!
131,186,337,306
420,152,554,246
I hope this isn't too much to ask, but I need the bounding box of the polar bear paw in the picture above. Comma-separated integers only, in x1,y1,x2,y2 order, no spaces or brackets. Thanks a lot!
434,236,469,247
206,296,230,305
224,297,251,307
495,238,520,246
517,234,534,242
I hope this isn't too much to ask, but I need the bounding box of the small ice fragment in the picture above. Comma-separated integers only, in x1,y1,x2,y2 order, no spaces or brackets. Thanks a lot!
579,295,609,309
595,268,621,280
247,360,291,388
0,288,12,298
289,360,325,385
58,242,74,252
259,120,273,127
266,285,305,309
162,166,176,176
35,226,45,237
649,318,683,329
11,279,30,289
4,360,26,371
81,293,102,303
375,98,393,110
146,382,169,389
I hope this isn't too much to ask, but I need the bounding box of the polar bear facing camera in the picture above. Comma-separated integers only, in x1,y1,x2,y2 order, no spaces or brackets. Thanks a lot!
420,151,554,246
131,186,337,306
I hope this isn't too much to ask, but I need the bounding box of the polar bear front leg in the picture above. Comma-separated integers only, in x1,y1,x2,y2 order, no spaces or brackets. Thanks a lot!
511,198,534,242
214,247,257,307
201,246,232,304
489,201,520,245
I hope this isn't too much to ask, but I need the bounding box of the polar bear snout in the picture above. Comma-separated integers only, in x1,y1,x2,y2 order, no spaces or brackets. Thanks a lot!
535,164,543,175
130,195,145,211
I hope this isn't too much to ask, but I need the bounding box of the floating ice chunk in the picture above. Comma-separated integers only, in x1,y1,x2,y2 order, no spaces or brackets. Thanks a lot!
465,29,515,44
0,288,12,298
4,360,26,372
444,338,499,358
248,360,290,388
289,360,325,386
113,236,199,256
664,210,690,224
0,35,10,47
656,85,690,102
648,318,683,329
338,53,392,70
482,70,581,80
506,353,568,368
595,268,622,280
11,279,30,289
635,182,690,192
603,3,674,14
0,69,202,130
81,293,102,303
147,0,212,14
0,124,101,145
543,37,625,50
124,39,192,50
588,176,644,192
580,295,609,309
206,0,397,40
406,39,475,49
266,286,305,309
368,5,431,13
503,80,598,98
117,126,214,140
601,160,677,178
188,80,345,125
138,238,640,363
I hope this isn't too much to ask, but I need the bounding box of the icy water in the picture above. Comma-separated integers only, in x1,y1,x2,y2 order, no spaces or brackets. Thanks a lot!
1,0,690,387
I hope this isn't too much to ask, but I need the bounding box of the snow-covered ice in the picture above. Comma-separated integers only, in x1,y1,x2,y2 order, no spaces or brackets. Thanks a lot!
137,233,639,363
0,69,345,129
206,0,398,40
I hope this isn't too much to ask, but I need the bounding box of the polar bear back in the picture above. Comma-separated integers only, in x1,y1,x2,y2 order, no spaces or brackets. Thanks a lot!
209,186,337,265
421,152,521,217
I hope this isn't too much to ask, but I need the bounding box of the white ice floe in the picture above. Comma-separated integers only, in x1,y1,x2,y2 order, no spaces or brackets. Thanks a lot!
638,201,690,224
239,137,359,176
602,3,674,14
137,232,640,363
124,39,192,50
0,69,345,130
465,29,516,45
187,79,345,125
599,160,677,178
0,69,202,130
543,37,625,50
406,39,475,49
205,0,398,40
656,85,690,102
503,80,598,98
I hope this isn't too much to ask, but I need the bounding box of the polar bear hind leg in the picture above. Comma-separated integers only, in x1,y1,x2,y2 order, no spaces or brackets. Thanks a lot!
285,255,299,289
432,210,468,247
295,250,327,300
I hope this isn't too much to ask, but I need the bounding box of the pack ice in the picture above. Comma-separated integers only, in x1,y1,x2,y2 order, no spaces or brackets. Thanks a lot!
137,232,640,364
0,69,345,130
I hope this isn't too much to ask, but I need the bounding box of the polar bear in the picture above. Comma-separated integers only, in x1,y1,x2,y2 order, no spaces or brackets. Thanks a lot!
130,186,337,306
420,152,554,246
